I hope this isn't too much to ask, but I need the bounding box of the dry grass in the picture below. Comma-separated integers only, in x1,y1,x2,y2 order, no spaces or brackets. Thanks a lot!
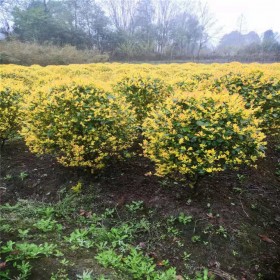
0,40,109,65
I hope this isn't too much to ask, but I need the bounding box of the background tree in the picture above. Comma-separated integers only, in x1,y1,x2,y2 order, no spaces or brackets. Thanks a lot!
154,0,178,55
103,0,138,33
169,12,201,58
262,30,280,52
132,0,156,55
72,0,110,51
195,1,218,61
12,1,60,44
1,0,278,62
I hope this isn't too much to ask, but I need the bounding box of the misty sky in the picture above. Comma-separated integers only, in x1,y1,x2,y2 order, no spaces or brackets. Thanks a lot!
207,0,280,37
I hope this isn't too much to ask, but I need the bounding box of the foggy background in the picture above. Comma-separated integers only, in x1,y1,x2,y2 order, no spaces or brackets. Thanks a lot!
0,0,279,64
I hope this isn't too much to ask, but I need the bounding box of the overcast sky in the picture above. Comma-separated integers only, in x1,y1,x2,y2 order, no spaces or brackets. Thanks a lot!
207,0,280,38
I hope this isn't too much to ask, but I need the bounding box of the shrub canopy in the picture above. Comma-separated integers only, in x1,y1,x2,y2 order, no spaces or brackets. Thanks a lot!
142,90,266,179
21,81,137,170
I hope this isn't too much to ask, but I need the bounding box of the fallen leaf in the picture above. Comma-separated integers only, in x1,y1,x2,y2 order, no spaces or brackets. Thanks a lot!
157,261,164,266
144,171,153,176
176,276,184,280
258,234,276,244
207,213,214,219
0,262,6,269
138,242,146,249
79,209,92,218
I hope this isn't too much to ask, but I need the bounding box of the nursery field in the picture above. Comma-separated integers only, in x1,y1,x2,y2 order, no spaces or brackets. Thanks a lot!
0,63,280,280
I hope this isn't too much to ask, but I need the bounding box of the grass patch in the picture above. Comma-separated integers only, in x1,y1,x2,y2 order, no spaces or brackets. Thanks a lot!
0,193,215,280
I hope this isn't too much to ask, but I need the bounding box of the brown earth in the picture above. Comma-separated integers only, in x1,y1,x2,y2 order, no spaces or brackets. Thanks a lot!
0,139,280,279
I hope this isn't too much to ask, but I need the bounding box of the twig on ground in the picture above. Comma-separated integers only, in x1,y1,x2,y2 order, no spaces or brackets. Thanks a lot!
239,194,250,218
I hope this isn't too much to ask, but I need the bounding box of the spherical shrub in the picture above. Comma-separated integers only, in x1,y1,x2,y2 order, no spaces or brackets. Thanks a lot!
114,75,173,124
21,81,137,170
142,90,266,179
213,71,280,130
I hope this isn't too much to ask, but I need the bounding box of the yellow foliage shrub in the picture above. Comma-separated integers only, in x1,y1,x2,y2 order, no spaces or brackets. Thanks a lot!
142,90,266,179
1,62,279,173
113,75,173,124
212,71,280,130
0,79,27,144
21,81,137,170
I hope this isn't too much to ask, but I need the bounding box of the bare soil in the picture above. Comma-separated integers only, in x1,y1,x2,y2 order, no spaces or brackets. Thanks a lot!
0,138,280,279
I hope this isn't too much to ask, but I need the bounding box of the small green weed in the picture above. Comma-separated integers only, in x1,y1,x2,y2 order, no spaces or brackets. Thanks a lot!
182,251,191,262
13,260,32,280
33,217,62,233
1,241,58,261
71,181,83,193
18,229,30,239
105,224,134,249
167,225,180,236
19,171,29,181
251,203,258,210
126,201,144,213
95,249,122,269
101,208,115,219
96,247,177,280
191,235,201,243
232,250,239,256
65,229,93,249
134,218,151,232
0,224,13,233
237,174,246,183
216,226,228,238
76,269,94,280
0,241,61,279
50,268,69,280
178,213,192,225
36,206,55,218
195,268,214,280
4,174,12,180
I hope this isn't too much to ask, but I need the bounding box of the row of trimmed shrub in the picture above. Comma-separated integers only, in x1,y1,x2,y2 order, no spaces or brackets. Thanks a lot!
1,66,279,181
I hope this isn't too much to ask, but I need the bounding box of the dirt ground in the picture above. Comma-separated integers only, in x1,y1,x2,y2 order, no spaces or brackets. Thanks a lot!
0,138,280,279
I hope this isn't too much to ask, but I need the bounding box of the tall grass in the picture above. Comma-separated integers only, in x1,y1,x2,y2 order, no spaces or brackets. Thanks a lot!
0,40,109,65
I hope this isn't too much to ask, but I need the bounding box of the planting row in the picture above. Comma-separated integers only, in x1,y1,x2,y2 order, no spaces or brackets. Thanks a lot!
1,63,279,181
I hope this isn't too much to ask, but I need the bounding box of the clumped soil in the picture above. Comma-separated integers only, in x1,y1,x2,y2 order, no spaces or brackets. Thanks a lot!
0,139,280,279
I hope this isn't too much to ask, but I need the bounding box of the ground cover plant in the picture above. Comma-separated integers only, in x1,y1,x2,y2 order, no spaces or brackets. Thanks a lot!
0,62,279,279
